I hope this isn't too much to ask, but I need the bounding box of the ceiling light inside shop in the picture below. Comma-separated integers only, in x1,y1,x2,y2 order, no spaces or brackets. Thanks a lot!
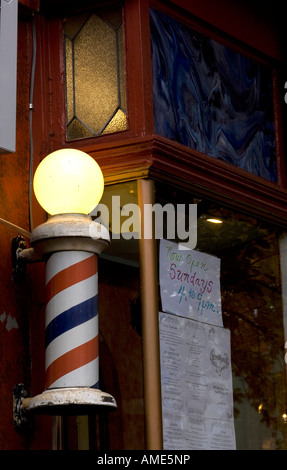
206,218,223,224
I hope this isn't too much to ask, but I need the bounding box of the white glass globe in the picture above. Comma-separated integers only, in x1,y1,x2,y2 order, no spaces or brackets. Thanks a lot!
33,149,104,215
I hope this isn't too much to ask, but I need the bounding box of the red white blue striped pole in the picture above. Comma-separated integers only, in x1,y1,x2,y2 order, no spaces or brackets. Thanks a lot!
45,251,99,390
23,214,117,413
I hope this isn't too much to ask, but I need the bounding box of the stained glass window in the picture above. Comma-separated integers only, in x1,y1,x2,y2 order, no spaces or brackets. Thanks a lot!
150,9,277,182
64,7,127,140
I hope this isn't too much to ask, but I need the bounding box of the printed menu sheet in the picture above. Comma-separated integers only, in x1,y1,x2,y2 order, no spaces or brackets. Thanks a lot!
159,240,223,327
159,312,236,450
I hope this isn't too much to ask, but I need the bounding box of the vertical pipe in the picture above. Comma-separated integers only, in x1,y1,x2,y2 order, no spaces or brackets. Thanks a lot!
137,179,163,450
45,250,99,389
52,416,63,450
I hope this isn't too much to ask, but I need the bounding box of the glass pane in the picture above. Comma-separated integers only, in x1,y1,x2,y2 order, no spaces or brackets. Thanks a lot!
65,38,74,124
102,109,127,135
91,181,139,266
155,183,287,449
150,9,276,182
64,7,127,140
90,182,142,449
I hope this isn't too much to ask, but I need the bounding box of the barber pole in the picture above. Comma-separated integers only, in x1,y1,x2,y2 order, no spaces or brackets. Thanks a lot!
13,151,116,420
17,214,116,414
45,251,99,390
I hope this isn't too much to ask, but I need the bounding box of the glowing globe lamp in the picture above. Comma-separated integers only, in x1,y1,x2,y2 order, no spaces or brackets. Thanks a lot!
33,149,104,216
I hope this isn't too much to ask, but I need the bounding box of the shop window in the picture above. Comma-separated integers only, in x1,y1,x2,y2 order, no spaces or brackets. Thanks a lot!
64,6,127,140
150,8,277,182
90,182,142,450
156,183,287,450
93,180,287,449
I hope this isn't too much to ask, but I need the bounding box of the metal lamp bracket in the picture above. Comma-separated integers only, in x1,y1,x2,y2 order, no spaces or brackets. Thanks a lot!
12,236,27,281
12,384,32,432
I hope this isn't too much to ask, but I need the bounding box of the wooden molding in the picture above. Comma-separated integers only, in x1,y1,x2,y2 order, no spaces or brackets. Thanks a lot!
79,134,287,228
151,137,287,227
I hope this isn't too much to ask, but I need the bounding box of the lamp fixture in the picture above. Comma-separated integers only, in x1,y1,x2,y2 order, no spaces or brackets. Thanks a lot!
33,148,104,216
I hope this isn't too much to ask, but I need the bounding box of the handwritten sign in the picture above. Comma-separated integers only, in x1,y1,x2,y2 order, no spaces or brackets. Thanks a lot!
159,240,223,327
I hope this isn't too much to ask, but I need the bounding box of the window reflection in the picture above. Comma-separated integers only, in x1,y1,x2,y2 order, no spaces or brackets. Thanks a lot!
219,221,285,449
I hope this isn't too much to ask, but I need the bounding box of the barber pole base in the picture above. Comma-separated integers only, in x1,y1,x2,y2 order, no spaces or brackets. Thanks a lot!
26,387,116,414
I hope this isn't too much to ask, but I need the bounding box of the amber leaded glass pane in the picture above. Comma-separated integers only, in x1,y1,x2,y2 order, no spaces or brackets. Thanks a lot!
64,7,127,140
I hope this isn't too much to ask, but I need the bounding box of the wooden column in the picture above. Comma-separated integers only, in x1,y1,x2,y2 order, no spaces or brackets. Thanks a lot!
137,178,163,450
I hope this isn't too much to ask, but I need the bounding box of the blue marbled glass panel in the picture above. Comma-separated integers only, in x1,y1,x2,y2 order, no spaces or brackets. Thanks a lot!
150,9,277,182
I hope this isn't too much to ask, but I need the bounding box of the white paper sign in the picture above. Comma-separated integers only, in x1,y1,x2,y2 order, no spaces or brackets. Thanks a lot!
159,239,223,327
159,311,236,450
